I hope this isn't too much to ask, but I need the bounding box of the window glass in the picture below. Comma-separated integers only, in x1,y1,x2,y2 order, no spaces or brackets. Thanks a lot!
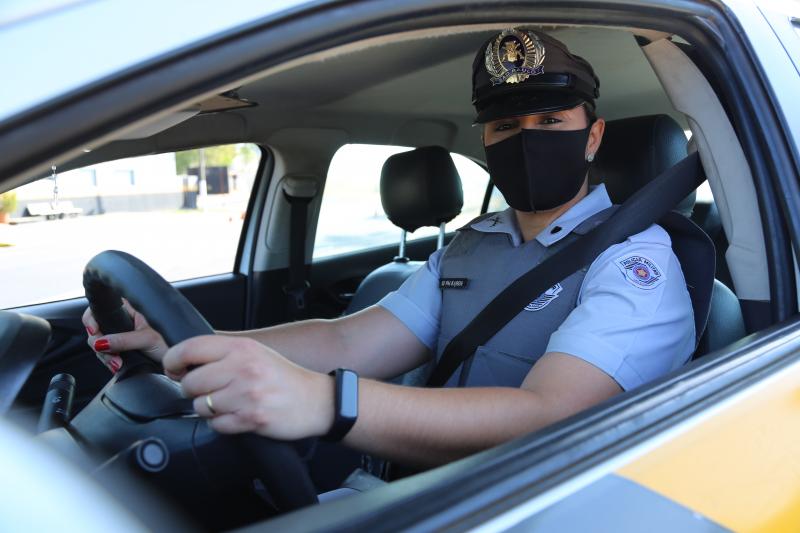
313,144,488,259
487,186,509,212
0,144,260,309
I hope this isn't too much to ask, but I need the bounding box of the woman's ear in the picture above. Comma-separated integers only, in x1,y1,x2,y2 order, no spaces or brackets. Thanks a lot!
586,118,605,160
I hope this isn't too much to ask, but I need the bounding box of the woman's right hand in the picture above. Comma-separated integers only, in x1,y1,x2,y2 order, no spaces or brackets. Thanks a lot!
82,299,168,373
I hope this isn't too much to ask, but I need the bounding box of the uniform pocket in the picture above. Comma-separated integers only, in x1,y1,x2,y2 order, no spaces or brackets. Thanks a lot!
465,345,538,388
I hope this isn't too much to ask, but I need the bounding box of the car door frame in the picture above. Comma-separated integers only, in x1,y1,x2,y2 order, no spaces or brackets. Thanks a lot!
1,0,799,530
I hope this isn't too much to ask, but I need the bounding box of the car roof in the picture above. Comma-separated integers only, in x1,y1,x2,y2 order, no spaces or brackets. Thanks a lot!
27,22,682,175
0,0,314,124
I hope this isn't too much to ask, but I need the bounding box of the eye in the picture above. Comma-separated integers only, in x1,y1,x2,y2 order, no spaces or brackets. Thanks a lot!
540,116,562,125
494,120,519,132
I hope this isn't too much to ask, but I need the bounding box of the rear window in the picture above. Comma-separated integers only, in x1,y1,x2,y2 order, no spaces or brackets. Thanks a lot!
313,144,489,259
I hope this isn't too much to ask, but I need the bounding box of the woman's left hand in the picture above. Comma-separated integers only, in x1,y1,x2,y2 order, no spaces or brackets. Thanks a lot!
163,335,334,440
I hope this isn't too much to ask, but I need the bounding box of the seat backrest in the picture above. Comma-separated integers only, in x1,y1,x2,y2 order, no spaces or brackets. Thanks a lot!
593,114,733,347
379,146,464,234
346,261,424,315
346,146,463,315
591,114,696,217
658,211,715,345
695,279,747,356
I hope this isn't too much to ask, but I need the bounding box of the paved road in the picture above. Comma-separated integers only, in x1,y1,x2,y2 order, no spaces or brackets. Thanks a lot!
0,211,243,309
0,209,411,309
0,204,481,309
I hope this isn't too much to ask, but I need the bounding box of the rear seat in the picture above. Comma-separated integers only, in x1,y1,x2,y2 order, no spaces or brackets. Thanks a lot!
345,146,464,315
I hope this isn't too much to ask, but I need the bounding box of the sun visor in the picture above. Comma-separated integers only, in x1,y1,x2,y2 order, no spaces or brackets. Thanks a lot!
187,91,257,114
114,91,256,141
114,110,199,140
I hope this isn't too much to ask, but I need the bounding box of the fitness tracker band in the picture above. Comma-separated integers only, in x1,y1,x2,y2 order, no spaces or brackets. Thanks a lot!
322,368,358,442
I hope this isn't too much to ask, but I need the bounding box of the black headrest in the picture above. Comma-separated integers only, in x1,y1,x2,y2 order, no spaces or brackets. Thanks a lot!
590,114,695,216
380,146,464,233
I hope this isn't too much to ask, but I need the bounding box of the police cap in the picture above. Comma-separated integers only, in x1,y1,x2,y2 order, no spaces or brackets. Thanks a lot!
472,29,600,123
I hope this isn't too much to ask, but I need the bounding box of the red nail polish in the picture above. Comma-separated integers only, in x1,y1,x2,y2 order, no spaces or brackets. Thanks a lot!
109,359,120,373
86,326,95,336
94,339,110,352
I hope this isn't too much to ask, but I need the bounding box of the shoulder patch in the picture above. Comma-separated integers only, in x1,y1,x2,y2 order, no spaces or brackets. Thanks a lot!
615,254,666,290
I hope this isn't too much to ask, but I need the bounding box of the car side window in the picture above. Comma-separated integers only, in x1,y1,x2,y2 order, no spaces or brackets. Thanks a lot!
487,186,509,212
313,144,489,259
0,144,261,309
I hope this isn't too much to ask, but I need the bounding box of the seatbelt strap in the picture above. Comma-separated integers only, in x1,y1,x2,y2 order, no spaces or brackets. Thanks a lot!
426,152,706,388
282,176,318,320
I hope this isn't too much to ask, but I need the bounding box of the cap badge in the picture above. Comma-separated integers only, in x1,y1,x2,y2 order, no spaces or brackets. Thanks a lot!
485,29,546,86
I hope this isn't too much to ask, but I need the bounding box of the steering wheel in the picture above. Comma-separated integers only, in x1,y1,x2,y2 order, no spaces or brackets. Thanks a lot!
79,250,318,513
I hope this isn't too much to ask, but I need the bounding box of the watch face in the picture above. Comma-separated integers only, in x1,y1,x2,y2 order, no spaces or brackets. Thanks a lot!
340,369,359,420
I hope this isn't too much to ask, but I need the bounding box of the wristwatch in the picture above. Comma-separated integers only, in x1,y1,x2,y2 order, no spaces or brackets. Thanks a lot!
322,368,359,442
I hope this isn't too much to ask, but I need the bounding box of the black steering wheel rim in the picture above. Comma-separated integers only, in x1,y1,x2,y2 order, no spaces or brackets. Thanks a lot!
83,249,318,511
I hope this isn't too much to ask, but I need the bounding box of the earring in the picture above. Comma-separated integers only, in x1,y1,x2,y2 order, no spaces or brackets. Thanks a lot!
586,153,595,163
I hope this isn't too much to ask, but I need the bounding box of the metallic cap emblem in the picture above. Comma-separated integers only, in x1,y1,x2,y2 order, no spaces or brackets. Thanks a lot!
484,29,546,86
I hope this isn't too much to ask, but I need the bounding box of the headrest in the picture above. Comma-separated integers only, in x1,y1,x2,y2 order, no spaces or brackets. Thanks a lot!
590,114,695,217
380,146,464,233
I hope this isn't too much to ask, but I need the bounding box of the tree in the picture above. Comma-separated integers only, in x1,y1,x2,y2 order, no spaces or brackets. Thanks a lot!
0,191,17,213
175,145,238,174
236,143,260,165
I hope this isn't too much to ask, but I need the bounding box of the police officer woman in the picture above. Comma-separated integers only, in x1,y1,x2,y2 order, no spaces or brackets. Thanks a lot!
84,29,694,467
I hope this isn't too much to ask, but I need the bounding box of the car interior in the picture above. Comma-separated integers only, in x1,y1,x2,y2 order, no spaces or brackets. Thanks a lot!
2,17,780,529
38,26,761,323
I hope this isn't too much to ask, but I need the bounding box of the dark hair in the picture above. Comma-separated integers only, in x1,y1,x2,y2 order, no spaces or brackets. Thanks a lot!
584,102,598,125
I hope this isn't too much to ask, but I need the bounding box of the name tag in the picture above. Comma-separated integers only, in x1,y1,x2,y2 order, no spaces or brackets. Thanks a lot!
440,278,469,289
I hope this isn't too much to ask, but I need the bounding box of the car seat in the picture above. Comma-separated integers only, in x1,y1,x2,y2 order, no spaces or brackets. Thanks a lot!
348,117,743,357
591,114,745,355
691,199,734,290
345,146,464,314
311,147,464,493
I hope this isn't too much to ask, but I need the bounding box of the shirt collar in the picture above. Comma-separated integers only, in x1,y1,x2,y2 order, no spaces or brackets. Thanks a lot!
468,184,613,248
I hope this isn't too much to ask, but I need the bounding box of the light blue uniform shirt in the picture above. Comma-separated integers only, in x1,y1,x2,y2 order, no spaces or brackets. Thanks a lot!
378,184,695,391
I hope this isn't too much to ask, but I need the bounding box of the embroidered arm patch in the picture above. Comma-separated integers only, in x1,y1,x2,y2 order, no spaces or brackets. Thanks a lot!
614,254,666,290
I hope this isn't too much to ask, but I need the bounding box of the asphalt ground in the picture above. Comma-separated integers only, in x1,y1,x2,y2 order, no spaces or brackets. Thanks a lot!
0,209,411,309
0,211,243,309
0,202,483,309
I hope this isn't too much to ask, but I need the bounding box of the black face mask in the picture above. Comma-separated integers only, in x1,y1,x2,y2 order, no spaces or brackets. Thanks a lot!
485,127,592,212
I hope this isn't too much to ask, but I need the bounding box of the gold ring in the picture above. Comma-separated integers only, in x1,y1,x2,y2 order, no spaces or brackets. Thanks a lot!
205,394,217,416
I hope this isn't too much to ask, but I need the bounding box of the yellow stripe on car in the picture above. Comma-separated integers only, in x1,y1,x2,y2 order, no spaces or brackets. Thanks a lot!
617,360,800,532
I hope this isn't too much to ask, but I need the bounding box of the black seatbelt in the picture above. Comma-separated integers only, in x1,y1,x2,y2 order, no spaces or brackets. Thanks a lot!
426,152,706,388
282,176,318,321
